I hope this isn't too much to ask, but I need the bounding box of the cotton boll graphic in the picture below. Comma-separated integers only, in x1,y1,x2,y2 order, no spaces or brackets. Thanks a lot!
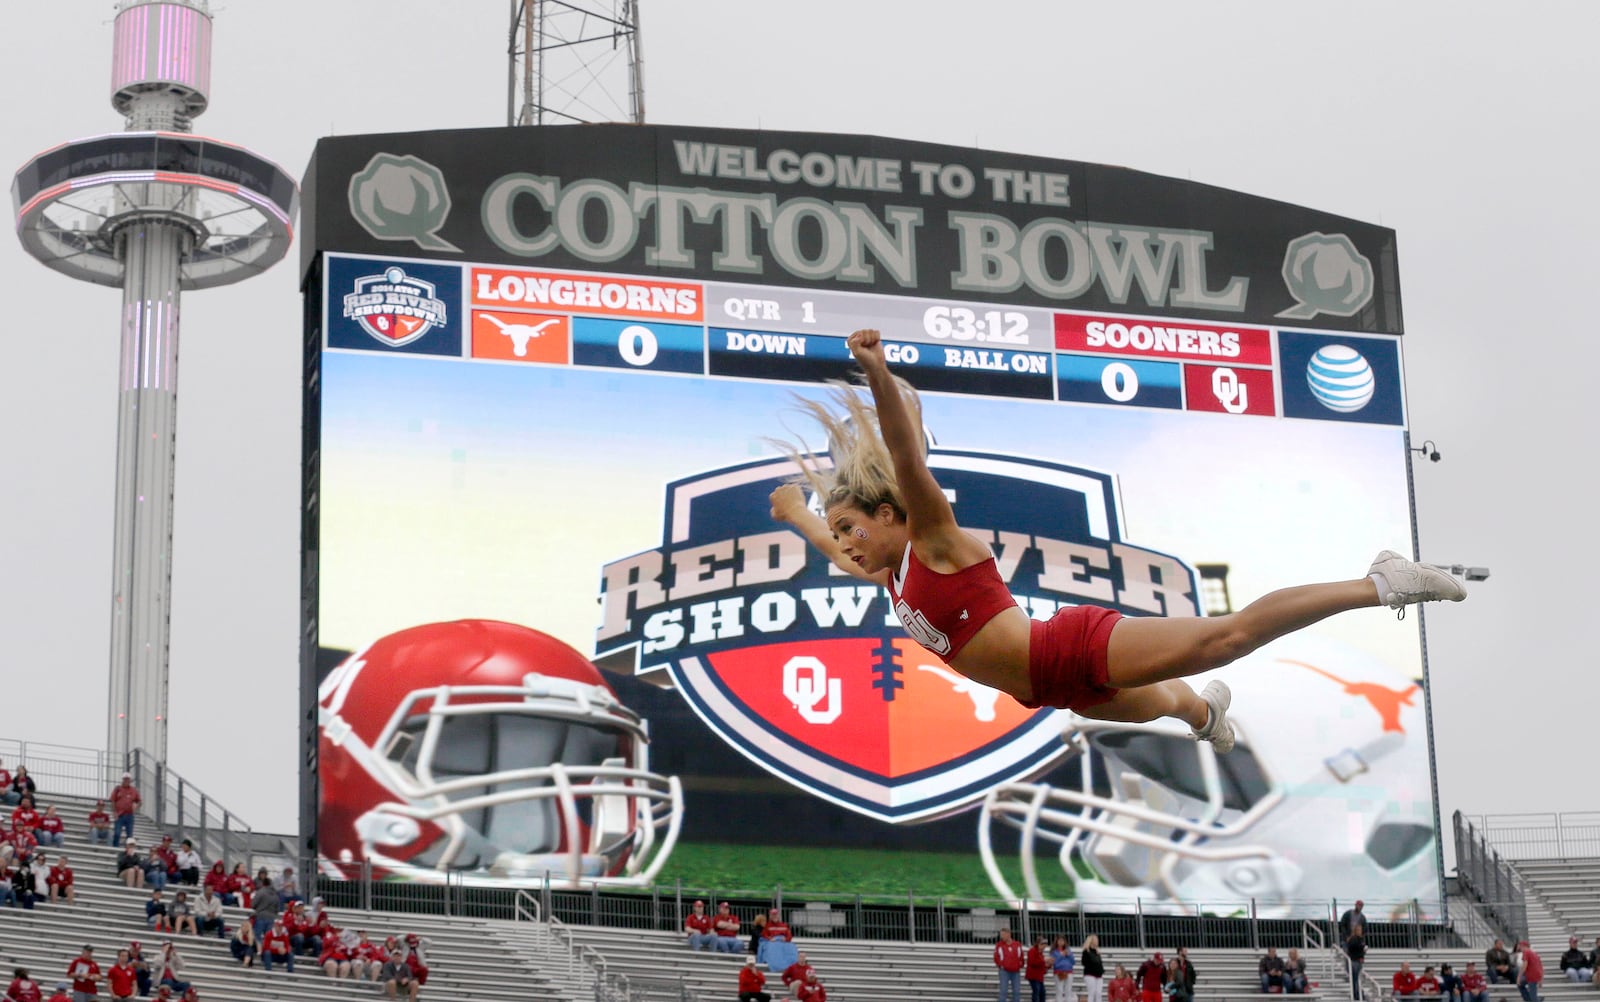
1306,345,1375,412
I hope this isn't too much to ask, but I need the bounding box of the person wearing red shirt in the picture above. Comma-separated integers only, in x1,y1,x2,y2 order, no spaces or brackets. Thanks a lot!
154,837,179,879
10,801,40,834
226,863,254,909
35,808,65,848
5,967,42,1002
401,934,430,986
782,952,816,994
1394,962,1420,997
261,918,296,973
1136,953,1167,1002
1026,936,1050,1002
9,827,38,865
0,762,12,801
739,956,772,1002
45,855,74,905
1461,962,1489,1002
684,899,716,951
995,928,1025,1002
66,945,101,1000
87,801,112,845
712,902,742,955
45,985,69,1002
1516,942,1544,1002
758,908,798,972
107,950,139,1002
202,861,230,901
796,971,827,1002
1417,967,1441,998
1108,965,1137,1002
110,774,142,847
318,938,354,980
285,902,322,956
353,931,387,981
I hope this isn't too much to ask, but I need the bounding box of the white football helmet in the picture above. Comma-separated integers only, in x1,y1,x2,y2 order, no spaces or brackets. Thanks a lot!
978,634,1439,917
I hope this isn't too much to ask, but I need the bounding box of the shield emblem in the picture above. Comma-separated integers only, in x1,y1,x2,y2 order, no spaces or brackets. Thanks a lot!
596,449,1199,824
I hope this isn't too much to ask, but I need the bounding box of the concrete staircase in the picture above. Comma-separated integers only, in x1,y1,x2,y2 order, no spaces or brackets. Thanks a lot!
1510,857,1600,943
1,789,573,1002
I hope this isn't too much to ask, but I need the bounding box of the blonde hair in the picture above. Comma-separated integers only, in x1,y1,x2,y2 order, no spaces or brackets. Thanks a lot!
770,376,924,518
1085,934,1099,950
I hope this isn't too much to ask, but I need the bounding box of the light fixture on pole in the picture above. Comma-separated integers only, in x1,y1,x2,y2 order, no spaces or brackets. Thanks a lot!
1410,439,1441,463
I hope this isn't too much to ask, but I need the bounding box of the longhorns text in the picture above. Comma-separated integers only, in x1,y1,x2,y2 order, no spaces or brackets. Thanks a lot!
596,528,1197,656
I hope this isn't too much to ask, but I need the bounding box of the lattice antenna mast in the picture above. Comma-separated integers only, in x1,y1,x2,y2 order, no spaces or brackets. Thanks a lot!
507,0,644,126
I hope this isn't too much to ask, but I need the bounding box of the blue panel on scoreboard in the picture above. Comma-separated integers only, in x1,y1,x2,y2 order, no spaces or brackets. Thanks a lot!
572,317,705,374
1056,353,1183,409
1277,331,1403,426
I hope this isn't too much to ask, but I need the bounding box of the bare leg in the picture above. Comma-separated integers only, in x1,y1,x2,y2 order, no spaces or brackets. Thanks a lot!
1105,578,1377,689
1078,680,1208,729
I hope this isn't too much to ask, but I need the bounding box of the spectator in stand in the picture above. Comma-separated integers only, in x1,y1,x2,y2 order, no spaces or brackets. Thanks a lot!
1516,940,1544,1002
146,888,173,932
285,901,320,956
782,952,816,996
1346,931,1367,1001
1171,948,1197,1002
1050,935,1075,1002
796,970,826,1002
317,935,354,979
250,875,281,939
36,807,65,848
202,861,230,903
87,801,112,845
1259,947,1286,993
1459,963,1489,1002
47,984,70,1002
0,859,16,908
10,827,40,869
1393,961,1420,998
748,910,767,955
279,866,302,906
1283,949,1307,995
352,931,387,981
261,917,296,973
227,864,255,910
684,899,717,951
1026,935,1050,1002
1108,964,1137,1002
401,934,430,988
11,857,42,909
739,956,772,1002
1136,952,1167,1002
66,945,101,1002
170,890,197,936
1339,901,1367,945
111,773,142,847
1591,938,1600,980
11,797,41,836
45,855,75,906
994,927,1025,1002
142,847,169,891
107,950,138,1002
309,903,340,959
1561,937,1595,983
1439,963,1461,1002
174,841,201,886
156,942,191,995
759,909,798,972
712,902,742,954
0,827,15,870
194,886,224,938
0,760,13,805
116,840,145,889
6,967,42,1002
9,768,37,808
1418,966,1443,998
126,942,153,997
1487,940,1515,985
1083,935,1106,1002
379,951,419,1002
155,837,180,883
229,918,257,968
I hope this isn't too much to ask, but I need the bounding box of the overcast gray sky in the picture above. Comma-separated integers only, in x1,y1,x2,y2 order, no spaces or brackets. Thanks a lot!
2,0,1595,840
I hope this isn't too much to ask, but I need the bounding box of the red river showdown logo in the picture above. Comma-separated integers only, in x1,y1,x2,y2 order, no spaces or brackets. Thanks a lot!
341,266,449,346
595,447,1200,824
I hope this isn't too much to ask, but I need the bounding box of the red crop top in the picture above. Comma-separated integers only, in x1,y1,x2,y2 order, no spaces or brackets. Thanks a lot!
887,546,1018,660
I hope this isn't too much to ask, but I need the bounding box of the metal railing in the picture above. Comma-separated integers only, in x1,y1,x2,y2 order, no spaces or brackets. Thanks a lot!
127,747,253,873
0,738,123,800
1459,811,1600,861
1453,811,1528,942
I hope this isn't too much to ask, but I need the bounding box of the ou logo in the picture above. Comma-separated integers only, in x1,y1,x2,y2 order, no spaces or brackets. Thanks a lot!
781,656,842,724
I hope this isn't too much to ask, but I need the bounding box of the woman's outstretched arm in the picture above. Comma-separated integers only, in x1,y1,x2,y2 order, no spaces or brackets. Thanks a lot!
847,329,958,539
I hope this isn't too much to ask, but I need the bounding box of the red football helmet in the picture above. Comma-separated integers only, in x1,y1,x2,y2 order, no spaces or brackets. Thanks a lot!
317,619,682,886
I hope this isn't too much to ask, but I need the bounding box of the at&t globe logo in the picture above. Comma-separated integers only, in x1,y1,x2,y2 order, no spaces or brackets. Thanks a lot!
1306,344,1375,413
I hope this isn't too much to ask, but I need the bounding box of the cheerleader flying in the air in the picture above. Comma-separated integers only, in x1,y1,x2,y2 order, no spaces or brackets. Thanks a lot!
768,329,1466,751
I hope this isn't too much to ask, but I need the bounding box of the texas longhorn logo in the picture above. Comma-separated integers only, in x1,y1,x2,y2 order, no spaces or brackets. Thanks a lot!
341,266,449,347
595,442,1201,824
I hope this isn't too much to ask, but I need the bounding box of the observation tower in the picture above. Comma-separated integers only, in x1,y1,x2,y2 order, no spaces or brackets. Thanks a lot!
10,0,298,765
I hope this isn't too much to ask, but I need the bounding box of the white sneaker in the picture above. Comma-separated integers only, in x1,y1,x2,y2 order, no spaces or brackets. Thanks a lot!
1368,550,1467,614
1190,680,1235,754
